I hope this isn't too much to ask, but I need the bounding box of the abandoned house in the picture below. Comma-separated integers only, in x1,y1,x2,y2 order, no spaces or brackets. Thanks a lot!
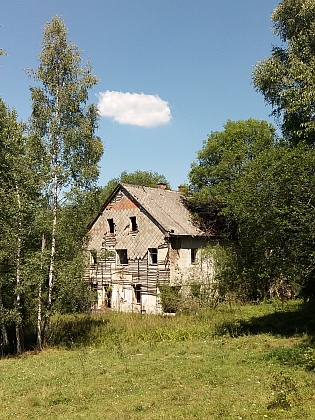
86,183,219,313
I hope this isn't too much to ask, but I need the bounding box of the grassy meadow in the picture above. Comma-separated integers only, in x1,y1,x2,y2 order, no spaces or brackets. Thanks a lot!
1,300,315,419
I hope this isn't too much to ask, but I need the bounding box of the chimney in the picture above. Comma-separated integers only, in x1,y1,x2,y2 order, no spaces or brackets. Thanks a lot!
157,182,167,190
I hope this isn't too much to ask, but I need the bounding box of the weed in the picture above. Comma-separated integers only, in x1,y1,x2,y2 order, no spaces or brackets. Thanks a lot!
268,371,299,410
213,318,245,338
303,347,315,370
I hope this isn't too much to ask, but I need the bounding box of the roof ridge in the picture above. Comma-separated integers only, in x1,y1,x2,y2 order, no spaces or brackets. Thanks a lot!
120,183,179,193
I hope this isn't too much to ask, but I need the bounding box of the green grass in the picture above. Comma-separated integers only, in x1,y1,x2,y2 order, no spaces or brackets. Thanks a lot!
1,300,315,419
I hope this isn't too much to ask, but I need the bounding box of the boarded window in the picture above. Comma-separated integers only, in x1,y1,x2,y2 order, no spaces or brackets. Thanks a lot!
117,249,128,265
133,284,141,303
149,248,158,264
130,216,138,232
107,218,115,234
191,248,198,264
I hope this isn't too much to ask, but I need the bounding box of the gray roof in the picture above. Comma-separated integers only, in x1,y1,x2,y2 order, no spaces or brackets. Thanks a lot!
120,184,204,236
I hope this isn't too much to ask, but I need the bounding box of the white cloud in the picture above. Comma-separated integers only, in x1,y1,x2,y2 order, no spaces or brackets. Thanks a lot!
97,91,171,127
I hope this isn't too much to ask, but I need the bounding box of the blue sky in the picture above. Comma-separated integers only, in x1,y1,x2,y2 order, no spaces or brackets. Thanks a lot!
1,0,278,189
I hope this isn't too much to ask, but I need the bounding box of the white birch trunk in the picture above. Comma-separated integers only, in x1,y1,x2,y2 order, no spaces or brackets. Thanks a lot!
43,172,58,344
37,233,46,350
15,183,23,354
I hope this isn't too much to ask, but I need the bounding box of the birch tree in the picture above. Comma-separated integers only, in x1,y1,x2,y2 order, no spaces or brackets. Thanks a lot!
27,16,103,344
0,98,39,353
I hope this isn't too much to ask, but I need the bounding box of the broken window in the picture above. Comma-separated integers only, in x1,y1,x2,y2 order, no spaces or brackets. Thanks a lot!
191,248,198,264
104,285,112,308
133,284,141,303
130,216,138,232
117,249,128,265
90,250,98,264
149,248,158,264
107,218,115,234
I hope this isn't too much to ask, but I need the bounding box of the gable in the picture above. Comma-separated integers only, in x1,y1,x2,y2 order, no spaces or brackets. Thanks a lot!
87,187,166,259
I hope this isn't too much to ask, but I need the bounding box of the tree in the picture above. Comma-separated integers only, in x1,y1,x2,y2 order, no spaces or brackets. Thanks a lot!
252,0,315,144
0,98,39,353
27,15,103,344
188,119,276,237
222,144,315,300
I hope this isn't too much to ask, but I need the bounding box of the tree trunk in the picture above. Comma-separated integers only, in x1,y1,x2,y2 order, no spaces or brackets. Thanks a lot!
15,183,23,354
37,233,46,351
43,173,58,345
0,289,9,353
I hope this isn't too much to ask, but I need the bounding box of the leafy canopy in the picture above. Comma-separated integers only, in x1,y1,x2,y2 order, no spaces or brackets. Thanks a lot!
28,15,103,191
188,119,276,237
252,0,315,144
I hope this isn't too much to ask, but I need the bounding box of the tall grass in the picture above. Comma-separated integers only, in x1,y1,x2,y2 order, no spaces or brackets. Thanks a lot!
47,299,310,349
0,299,315,419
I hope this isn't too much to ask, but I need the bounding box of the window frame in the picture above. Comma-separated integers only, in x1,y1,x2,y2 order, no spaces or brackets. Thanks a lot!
129,216,138,232
133,284,141,304
148,248,158,265
107,218,115,234
116,249,128,265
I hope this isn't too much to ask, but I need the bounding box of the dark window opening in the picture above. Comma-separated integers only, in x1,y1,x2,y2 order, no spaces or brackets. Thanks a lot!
90,250,97,264
107,218,115,234
104,285,112,308
117,249,128,265
191,248,198,264
130,216,138,232
149,248,158,264
133,284,141,303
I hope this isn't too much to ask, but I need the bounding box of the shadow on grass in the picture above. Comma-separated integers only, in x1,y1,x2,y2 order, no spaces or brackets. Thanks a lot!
242,301,315,338
214,301,315,370
47,314,110,348
214,301,315,340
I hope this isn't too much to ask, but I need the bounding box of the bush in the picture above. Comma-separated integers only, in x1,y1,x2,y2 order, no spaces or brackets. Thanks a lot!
158,286,181,313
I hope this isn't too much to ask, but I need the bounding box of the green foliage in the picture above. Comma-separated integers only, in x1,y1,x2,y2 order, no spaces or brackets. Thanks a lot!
0,44,6,65
253,0,315,144
26,15,104,342
188,119,276,238
0,98,42,352
189,117,315,301
189,119,276,198
28,15,103,190
226,144,315,299
54,256,96,314
268,371,299,410
119,170,170,189
303,347,315,371
158,285,181,313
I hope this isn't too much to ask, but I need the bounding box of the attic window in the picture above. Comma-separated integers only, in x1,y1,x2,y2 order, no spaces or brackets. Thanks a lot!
191,248,198,264
149,248,158,265
130,216,138,232
107,218,114,234
117,249,128,265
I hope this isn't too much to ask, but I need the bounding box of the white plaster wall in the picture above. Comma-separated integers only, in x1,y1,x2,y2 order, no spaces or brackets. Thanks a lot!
170,248,217,286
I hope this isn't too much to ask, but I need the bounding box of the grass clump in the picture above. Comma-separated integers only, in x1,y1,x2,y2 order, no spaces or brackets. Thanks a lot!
268,371,300,410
